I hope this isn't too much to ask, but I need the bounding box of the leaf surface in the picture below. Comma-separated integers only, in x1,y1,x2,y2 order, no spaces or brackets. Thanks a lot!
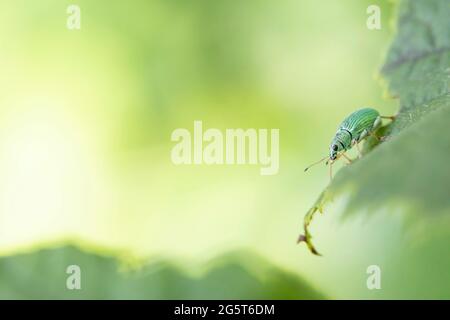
300,0,450,255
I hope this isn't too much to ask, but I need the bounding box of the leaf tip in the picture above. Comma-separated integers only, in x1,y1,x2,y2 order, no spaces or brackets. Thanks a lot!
297,233,322,256
297,234,306,244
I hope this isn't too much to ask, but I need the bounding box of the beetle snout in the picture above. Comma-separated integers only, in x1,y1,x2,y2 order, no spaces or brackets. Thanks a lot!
329,144,339,160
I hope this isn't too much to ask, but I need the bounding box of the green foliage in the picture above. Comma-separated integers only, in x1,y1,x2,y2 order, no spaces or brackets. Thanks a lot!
301,0,450,255
0,246,324,299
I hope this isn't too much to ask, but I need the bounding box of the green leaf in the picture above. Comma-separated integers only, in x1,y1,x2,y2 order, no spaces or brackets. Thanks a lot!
300,0,450,255
0,245,325,299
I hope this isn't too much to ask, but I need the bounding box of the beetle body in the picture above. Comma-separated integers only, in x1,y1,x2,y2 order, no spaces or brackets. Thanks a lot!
329,107,381,160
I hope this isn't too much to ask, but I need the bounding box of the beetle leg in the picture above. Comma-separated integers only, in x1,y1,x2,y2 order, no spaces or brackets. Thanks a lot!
370,132,380,141
341,152,353,164
373,116,382,130
355,142,363,158
328,151,352,182
359,129,368,141
381,115,395,121
328,154,343,181
351,139,363,158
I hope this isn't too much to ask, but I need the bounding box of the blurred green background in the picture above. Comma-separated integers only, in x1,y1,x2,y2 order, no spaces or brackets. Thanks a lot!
0,0,447,299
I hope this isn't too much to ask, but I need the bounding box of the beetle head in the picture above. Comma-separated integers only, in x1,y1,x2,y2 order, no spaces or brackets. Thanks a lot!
329,144,339,161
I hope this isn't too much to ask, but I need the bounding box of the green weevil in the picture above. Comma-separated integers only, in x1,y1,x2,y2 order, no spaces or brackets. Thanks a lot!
299,107,395,255
304,107,394,180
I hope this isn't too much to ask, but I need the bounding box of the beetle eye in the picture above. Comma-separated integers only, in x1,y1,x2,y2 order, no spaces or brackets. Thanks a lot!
332,145,338,151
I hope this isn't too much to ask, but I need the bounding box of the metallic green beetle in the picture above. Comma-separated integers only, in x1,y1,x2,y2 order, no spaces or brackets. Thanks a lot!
304,107,394,180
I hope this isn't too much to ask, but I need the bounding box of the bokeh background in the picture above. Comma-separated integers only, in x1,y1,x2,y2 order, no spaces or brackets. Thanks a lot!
1,0,445,299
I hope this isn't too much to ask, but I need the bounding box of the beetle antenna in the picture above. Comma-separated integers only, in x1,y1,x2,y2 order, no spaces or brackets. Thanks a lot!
304,156,329,172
